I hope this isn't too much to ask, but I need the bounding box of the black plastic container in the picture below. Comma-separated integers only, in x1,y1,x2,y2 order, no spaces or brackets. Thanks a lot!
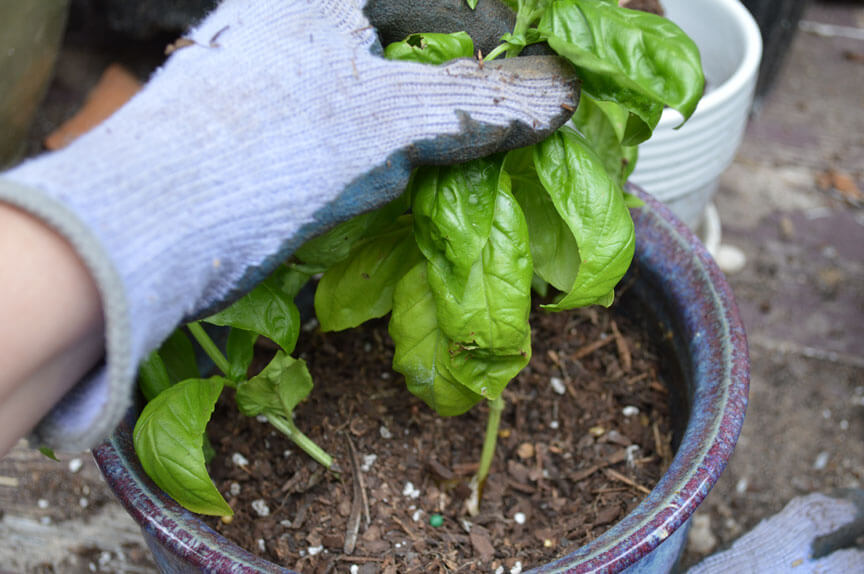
741,0,808,101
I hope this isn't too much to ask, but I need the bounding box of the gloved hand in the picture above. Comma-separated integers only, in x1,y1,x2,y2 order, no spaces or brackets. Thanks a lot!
365,0,517,54
0,0,577,450
688,490,864,573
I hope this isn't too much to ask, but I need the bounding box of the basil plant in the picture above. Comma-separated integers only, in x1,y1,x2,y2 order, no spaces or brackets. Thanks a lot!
133,0,704,517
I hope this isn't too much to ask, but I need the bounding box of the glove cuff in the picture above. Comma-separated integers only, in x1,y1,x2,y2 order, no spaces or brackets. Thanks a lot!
0,179,134,451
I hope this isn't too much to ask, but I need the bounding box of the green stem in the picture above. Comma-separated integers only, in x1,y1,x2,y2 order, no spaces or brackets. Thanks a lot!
509,0,545,58
483,42,510,62
477,395,505,488
268,414,333,469
187,322,233,378
465,395,506,516
485,1,545,62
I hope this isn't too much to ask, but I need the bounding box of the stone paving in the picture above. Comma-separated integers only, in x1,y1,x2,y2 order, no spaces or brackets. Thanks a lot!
0,1,862,572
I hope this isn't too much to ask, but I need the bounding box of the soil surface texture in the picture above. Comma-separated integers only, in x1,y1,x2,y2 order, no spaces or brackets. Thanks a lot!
204,301,673,573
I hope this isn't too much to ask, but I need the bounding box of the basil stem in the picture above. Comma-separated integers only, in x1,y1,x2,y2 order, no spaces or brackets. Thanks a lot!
466,395,506,516
187,321,233,380
268,414,333,469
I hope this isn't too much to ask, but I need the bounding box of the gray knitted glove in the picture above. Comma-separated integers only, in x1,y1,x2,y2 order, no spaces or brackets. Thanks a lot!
689,490,864,573
0,0,577,450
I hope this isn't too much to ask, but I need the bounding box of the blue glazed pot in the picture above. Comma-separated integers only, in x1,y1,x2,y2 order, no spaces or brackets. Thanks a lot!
93,188,749,573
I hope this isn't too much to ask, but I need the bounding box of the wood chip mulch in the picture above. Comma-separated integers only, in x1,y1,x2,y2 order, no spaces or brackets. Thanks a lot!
204,297,675,573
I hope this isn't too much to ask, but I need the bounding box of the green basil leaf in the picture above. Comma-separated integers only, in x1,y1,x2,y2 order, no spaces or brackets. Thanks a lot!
139,351,174,401
589,96,629,143
39,447,59,461
226,328,257,382
466,0,479,9
622,189,645,208
204,265,300,354
500,28,544,49
425,170,533,355
236,352,313,419
384,31,474,65
390,263,528,409
516,185,580,292
133,377,232,516
621,143,639,183
534,127,635,310
294,193,408,270
159,329,199,384
443,330,531,399
412,158,500,295
202,436,216,465
572,94,638,185
593,289,615,308
315,218,422,332
278,267,313,299
620,109,660,147
539,0,704,143
532,274,550,297
507,147,580,292
389,263,484,416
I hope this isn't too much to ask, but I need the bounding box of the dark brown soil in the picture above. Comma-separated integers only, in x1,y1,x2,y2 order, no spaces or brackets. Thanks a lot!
204,300,673,573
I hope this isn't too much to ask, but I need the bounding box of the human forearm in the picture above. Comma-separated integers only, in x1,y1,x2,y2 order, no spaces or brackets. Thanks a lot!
0,203,104,456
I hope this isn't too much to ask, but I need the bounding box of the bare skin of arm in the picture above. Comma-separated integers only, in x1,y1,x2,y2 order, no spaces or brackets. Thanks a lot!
0,202,104,457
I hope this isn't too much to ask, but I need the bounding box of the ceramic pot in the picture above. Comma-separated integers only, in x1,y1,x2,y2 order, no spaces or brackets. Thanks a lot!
629,0,763,232
0,0,69,168
93,189,749,573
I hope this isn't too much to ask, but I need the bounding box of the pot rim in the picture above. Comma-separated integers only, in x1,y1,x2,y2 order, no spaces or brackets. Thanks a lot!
93,188,749,574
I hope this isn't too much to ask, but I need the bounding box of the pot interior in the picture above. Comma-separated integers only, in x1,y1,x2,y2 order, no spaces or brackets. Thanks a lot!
93,190,748,574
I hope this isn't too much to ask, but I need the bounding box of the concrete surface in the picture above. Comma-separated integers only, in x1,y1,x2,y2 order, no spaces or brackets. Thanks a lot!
681,0,864,565
0,1,861,572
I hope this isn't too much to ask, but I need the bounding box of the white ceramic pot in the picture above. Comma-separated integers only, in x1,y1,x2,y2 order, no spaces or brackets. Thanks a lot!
629,0,762,231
